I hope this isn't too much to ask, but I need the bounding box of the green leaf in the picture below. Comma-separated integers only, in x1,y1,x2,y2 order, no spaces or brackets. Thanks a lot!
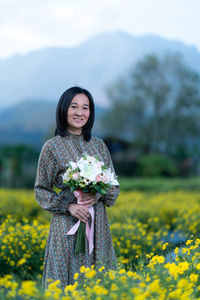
94,185,104,195
75,222,86,255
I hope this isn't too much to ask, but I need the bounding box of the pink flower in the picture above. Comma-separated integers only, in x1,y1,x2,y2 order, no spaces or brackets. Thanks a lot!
72,172,79,180
102,175,109,184
95,174,102,182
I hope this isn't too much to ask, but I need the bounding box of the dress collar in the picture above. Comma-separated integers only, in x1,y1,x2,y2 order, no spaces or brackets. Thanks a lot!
66,131,83,138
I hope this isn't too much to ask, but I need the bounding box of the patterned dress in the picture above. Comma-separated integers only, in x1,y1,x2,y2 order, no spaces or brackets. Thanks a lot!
34,132,120,289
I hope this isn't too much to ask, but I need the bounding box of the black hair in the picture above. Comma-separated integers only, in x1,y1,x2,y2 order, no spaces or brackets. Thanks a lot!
55,86,95,141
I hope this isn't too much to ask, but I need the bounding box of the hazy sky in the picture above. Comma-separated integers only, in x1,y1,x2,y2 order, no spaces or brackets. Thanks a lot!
0,0,199,59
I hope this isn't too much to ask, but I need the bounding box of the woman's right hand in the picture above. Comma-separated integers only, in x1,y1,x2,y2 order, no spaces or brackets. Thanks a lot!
67,203,90,223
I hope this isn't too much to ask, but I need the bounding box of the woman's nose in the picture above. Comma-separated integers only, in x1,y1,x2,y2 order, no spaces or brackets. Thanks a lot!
75,109,83,116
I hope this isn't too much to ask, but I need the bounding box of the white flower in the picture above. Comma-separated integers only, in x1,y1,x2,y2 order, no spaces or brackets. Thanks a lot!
77,156,102,182
83,177,91,185
62,155,119,192
69,161,78,170
103,168,119,185
72,172,79,180
62,168,71,182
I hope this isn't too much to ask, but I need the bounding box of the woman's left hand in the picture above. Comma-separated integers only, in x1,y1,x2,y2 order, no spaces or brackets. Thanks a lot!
80,192,97,207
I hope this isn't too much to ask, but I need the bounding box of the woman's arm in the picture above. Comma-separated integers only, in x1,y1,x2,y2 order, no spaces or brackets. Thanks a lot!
34,141,75,214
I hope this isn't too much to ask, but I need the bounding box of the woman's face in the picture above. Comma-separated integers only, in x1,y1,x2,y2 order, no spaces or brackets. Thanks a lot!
67,93,90,134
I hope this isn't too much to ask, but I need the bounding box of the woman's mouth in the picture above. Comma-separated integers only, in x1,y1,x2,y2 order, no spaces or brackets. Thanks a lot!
73,118,83,123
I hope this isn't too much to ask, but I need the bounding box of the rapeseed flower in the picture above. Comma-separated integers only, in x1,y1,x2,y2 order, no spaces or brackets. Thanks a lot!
18,281,38,298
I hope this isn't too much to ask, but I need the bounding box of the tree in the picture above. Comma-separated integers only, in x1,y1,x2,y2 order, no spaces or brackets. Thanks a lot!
103,53,200,155
0,144,39,188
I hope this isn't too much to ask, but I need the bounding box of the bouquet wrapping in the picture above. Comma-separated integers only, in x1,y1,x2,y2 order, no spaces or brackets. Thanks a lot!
62,154,119,254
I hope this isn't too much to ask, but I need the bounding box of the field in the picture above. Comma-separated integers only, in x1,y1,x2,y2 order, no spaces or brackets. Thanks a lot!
1,178,200,299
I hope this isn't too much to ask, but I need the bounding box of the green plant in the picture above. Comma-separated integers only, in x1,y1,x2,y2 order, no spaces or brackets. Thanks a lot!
137,154,178,177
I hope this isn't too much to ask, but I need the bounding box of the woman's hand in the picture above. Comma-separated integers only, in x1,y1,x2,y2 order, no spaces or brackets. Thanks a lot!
67,203,90,222
79,192,97,207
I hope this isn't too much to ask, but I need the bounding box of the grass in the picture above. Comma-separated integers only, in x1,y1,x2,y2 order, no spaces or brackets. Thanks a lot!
118,176,200,192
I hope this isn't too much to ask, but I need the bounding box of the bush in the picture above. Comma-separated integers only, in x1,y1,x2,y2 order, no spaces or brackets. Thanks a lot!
113,160,137,177
137,154,178,177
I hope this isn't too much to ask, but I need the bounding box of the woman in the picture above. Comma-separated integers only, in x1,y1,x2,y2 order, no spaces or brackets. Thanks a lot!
34,86,120,290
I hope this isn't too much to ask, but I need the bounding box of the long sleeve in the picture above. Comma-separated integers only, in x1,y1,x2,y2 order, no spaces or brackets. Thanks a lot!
99,139,120,208
34,140,75,214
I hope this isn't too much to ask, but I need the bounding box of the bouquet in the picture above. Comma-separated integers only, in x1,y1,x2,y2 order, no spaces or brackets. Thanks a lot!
62,154,119,255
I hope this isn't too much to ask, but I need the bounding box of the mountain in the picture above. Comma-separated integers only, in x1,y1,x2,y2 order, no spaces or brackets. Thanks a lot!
1,30,200,147
0,31,200,110
0,100,105,148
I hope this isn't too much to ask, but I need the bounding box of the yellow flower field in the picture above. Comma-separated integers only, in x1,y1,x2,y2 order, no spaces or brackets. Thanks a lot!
0,188,200,298
1,237,200,299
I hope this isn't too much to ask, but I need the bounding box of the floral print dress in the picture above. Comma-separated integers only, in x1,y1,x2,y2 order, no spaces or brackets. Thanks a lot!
34,132,120,289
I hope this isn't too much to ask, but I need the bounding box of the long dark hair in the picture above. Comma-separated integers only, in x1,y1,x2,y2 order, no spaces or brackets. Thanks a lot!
55,86,95,141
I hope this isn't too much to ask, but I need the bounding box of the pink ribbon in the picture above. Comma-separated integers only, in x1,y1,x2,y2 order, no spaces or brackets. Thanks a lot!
67,190,95,254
